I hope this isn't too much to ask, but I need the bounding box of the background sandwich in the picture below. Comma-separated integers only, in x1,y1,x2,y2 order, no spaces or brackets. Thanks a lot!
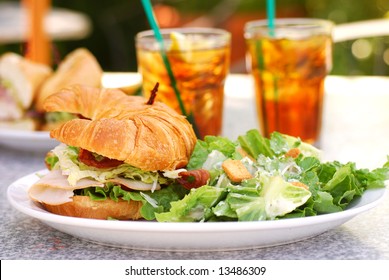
0,52,52,130
36,48,103,131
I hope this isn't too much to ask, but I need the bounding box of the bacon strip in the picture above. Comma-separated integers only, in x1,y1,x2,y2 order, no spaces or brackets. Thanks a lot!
78,148,124,169
177,169,210,190
146,82,159,105
76,114,90,120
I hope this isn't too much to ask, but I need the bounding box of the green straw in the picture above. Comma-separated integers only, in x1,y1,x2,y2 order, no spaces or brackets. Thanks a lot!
140,0,200,137
266,0,278,124
255,40,268,136
266,0,276,36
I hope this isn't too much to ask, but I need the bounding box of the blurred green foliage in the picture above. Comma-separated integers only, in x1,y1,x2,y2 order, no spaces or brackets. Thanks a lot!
0,0,388,75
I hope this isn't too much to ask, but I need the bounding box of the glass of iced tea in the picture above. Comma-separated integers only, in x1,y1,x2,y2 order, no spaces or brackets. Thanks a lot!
135,28,231,139
245,18,333,144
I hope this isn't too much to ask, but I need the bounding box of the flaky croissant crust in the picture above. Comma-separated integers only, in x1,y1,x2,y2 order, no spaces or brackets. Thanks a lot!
44,85,197,171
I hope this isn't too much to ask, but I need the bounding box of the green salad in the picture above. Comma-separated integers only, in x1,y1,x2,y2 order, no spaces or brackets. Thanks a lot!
54,129,388,222
154,129,389,222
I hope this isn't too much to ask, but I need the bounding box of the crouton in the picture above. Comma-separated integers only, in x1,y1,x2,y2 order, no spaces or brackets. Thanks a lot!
285,148,300,158
222,159,253,183
290,181,309,190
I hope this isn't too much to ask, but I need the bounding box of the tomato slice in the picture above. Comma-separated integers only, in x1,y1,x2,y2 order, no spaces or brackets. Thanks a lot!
78,148,124,169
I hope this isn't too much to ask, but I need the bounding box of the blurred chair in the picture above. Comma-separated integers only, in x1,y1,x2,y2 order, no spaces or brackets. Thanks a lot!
333,19,389,42
331,19,389,76
0,1,91,44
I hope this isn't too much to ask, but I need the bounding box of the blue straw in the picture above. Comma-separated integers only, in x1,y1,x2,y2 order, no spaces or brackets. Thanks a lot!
141,0,164,43
140,0,188,118
140,0,200,137
266,0,276,36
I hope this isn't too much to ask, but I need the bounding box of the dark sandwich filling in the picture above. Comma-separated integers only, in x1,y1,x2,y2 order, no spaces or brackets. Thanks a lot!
44,111,77,127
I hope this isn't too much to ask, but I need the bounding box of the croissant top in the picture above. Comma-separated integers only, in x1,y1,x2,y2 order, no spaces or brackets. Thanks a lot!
43,85,197,171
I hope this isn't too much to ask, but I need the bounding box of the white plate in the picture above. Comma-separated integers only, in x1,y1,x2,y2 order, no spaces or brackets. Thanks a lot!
0,129,58,152
7,170,386,251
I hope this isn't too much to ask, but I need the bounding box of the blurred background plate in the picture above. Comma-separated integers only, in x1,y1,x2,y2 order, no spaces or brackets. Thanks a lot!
0,129,58,152
102,72,142,95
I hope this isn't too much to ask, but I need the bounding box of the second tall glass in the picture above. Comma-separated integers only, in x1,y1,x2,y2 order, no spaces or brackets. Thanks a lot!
245,18,333,144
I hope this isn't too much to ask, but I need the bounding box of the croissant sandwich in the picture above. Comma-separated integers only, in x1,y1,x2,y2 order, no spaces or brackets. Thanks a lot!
28,84,197,220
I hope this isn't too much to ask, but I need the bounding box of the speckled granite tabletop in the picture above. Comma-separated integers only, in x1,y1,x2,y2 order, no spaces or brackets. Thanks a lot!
1,75,389,260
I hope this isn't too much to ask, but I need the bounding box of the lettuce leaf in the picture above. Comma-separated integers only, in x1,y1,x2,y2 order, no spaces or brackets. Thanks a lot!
187,135,237,170
45,112,76,124
260,175,312,219
78,183,188,220
238,129,274,158
155,185,226,222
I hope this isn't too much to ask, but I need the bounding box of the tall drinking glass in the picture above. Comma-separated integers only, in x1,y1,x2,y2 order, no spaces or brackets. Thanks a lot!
245,18,333,144
136,28,231,139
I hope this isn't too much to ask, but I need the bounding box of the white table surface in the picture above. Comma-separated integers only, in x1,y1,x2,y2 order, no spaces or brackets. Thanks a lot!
223,74,389,170
1,73,389,259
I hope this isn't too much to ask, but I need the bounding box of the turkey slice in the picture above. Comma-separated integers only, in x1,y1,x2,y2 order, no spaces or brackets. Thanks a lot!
29,185,75,205
32,169,105,190
29,169,104,205
28,169,161,205
107,177,161,192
